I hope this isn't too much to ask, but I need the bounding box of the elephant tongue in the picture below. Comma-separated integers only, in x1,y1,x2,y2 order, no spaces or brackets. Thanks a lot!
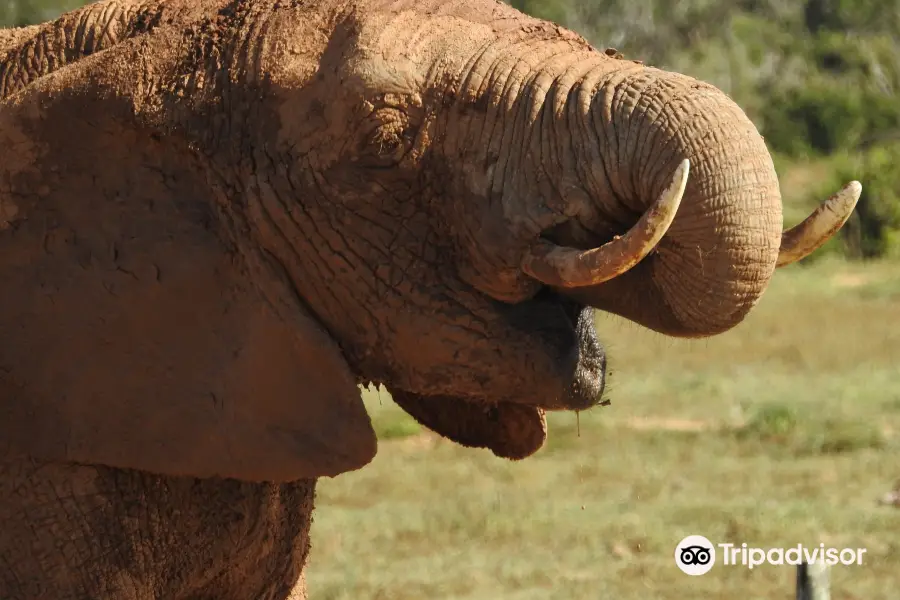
390,391,547,460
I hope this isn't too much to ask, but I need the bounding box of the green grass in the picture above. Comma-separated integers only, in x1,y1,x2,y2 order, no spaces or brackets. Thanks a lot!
308,256,900,600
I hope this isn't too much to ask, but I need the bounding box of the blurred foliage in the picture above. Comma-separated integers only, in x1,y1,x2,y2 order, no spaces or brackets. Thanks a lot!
4,0,900,258
837,143,900,258
0,0,83,27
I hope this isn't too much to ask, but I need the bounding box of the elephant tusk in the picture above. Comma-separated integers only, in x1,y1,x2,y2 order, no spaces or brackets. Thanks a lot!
776,181,862,268
521,159,689,288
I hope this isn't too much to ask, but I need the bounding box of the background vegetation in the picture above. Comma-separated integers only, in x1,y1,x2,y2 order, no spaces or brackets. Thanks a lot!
0,0,83,28
4,1,898,598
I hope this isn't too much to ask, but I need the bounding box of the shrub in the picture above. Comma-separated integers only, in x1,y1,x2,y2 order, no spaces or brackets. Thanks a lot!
837,143,900,259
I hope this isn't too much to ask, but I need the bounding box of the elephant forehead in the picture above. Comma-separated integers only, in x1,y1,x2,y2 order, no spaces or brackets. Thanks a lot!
325,11,494,96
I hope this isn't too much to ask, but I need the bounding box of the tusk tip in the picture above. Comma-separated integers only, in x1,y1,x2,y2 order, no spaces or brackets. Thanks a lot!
826,180,862,220
657,159,690,212
776,179,863,268
843,180,863,204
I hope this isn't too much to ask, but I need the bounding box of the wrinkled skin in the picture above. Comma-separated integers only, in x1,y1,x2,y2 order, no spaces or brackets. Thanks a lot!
0,455,315,599
0,0,827,597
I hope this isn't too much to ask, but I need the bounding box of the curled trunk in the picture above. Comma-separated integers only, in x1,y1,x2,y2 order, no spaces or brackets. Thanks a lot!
425,11,856,339
542,65,787,337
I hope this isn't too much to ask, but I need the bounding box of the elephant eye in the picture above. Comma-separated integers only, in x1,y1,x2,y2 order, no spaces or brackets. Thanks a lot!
356,103,420,168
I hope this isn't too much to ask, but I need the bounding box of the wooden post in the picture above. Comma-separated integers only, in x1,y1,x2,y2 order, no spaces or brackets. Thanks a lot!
796,560,830,600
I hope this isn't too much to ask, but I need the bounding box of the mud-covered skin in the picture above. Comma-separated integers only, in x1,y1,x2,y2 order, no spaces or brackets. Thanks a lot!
0,454,314,600
1,0,607,404
0,2,604,596
2,0,787,597
392,392,550,460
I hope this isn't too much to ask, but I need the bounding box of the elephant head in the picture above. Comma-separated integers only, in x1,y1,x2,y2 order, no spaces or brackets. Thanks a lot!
0,0,858,481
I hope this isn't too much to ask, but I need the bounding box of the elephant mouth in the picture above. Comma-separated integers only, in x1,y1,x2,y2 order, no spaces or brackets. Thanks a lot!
546,287,587,332
390,289,606,461
517,287,608,412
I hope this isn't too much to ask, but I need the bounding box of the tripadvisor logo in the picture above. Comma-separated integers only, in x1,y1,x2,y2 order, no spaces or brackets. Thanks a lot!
675,535,716,576
674,535,868,575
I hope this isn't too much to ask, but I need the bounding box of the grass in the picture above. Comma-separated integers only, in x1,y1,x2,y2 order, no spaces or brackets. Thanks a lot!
307,256,900,600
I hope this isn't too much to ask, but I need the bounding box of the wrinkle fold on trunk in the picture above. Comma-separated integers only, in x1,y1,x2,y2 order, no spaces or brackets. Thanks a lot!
545,66,783,338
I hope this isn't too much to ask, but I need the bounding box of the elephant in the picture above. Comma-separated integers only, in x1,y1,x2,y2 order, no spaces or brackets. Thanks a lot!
0,0,859,597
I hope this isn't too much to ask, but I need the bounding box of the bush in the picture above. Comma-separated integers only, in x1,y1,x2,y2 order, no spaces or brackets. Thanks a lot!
782,143,900,261
837,143,900,259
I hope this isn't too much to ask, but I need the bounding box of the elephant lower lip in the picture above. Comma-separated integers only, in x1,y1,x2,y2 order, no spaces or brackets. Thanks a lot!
390,391,547,460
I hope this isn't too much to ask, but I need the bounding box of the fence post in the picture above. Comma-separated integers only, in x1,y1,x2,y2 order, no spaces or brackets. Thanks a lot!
796,560,830,600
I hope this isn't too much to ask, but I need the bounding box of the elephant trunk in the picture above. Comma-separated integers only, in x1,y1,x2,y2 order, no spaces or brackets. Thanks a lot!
344,9,857,336
574,68,780,337
522,63,854,337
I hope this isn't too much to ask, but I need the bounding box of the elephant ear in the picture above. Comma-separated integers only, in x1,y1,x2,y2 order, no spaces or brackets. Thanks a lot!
0,39,376,482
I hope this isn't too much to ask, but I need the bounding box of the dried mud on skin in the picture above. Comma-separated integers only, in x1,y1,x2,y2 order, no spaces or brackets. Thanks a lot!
391,391,548,460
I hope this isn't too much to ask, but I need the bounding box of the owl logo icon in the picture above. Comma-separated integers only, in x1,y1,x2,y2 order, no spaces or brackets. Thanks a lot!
675,535,716,575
